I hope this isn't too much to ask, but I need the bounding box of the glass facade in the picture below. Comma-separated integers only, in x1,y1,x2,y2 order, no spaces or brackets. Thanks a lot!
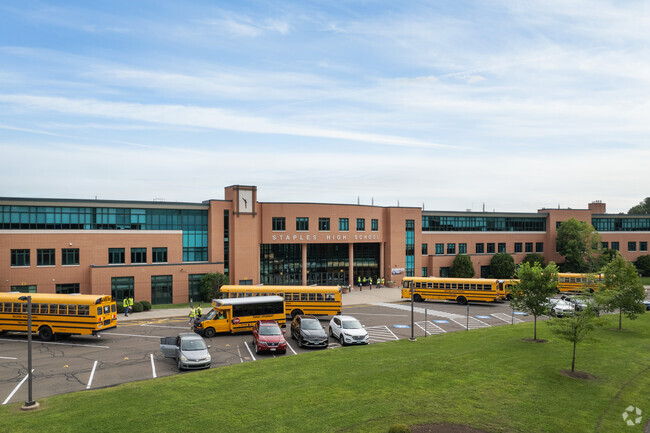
405,220,415,277
422,215,546,232
0,205,208,262
188,274,205,302
592,217,650,231
111,276,134,302
260,244,302,285
307,244,349,285
151,275,173,304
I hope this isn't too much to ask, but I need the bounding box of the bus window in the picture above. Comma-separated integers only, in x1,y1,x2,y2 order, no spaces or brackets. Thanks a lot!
415,282,421,288
285,293,291,301
427,283,432,289
316,293,324,301
97,306,102,315
324,293,334,301
308,293,316,301
78,305,89,316
292,293,300,301
31,303,39,314
111,304,116,313
445,283,451,289
463,284,469,290
68,305,77,315
104,305,110,314
40,304,49,314
301,293,308,301
451,283,457,290
245,293,252,297
402,281,410,289
59,305,68,315
49,304,57,314
470,284,476,290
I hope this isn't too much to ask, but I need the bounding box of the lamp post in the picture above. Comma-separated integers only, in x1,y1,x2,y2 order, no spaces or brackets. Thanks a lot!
18,295,37,409
409,283,416,342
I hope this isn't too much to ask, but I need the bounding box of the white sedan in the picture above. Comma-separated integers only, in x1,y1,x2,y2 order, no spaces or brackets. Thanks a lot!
328,315,369,346
547,298,575,317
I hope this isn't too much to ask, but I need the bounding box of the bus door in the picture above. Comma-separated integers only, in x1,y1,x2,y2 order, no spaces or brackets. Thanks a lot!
211,308,231,333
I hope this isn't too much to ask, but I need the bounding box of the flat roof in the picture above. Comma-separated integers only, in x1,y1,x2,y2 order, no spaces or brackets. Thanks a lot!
423,210,547,218
0,197,210,210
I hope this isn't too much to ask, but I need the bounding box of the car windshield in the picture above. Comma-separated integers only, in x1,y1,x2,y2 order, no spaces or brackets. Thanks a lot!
301,320,321,330
204,310,217,320
259,325,282,335
342,320,362,329
181,339,207,351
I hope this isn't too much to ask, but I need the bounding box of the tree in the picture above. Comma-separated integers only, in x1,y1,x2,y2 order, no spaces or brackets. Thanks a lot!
597,248,620,270
510,262,559,340
199,272,229,302
556,218,602,273
628,197,650,215
547,306,599,373
596,256,645,330
490,253,515,278
450,254,475,278
521,253,545,268
635,255,650,277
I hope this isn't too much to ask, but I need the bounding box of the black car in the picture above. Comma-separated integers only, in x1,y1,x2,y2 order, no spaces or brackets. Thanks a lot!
290,315,328,349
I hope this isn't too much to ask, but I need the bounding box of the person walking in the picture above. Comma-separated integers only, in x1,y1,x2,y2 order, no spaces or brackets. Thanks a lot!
128,296,134,315
196,304,203,319
369,276,373,290
188,306,196,327
123,298,129,317
357,276,362,290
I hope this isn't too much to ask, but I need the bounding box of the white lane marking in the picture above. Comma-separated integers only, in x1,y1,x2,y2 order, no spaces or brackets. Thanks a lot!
244,341,256,361
0,356,18,360
0,338,109,349
415,321,446,335
141,324,189,330
366,325,399,341
286,342,297,355
237,346,244,363
150,354,157,378
350,312,408,317
86,360,98,389
373,302,466,319
492,313,524,323
2,369,33,405
103,332,163,339
450,316,490,330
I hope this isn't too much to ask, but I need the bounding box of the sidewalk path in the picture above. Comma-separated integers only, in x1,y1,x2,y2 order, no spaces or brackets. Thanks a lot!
118,287,405,322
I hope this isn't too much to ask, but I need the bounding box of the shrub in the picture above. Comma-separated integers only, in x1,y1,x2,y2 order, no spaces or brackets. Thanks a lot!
450,254,475,278
140,300,152,311
116,304,125,314
521,253,545,267
490,253,515,278
132,301,144,313
388,424,411,433
635,255,650,277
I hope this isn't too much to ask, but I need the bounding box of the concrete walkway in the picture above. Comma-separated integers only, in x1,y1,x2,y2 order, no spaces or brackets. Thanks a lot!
119,286,404,322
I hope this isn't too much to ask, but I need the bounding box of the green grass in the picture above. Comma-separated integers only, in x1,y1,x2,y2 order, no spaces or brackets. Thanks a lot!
2,315,649,433
151,301,208,310
640,276,650,286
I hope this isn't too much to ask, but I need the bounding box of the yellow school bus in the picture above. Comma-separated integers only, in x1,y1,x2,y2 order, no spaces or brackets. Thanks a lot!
193,295,285,338
219,285,342,318
0,292,117,341
556,273,603,293
401,277,506,304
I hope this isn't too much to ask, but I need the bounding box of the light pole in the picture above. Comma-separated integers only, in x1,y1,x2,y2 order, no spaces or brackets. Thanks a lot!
409,283,416,342
18,296,38,410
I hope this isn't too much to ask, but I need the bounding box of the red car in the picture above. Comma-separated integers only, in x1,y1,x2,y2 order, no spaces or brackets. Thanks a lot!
252,320,287,354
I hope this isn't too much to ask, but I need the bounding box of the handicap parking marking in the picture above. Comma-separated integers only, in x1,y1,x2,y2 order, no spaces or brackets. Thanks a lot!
393,324,410,329
433,320,450,324
475,315,493,319
366,325,399,342
415,321,446,335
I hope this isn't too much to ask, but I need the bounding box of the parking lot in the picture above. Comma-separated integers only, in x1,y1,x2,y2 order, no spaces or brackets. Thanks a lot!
0,299,535,405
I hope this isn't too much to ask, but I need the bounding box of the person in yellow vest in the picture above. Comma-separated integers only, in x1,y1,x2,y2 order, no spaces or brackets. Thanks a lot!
369,277,373,290
381,277,385,287
362,277,367,291
357,276,362,290
189,306,196,327
128,297,134,314
196,304,203,319
123,298,129,317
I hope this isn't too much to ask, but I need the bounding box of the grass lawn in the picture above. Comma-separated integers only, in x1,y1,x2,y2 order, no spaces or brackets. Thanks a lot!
2,315,649,433
640,276,650,286
151,301,208,310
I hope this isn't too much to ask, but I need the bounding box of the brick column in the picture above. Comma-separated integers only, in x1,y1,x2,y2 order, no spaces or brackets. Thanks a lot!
301,244,307,285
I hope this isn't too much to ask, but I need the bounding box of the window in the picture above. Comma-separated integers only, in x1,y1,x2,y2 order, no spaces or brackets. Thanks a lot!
131,248,147,264
272,217,286,231
422,267,428,277
440,267,450,278
296,217,309,231
188,274,204,302
11,285,36,293
109,248,125,264
535,242,544,253
153,247,168,263
371,219,378,231
515,243,523,253
641,242,648,252
525,242,533,253
459,243,467,254
422,215,546,232
628,241,637,252
498,243,506,253
447,243,456,254
602,242,609,249
357,218,365,231
422,243,428,255
435,243,444,255
487,243,495,254
55,283,80,294
612,241,619,251
62,248,79,266
37,249,55,266
11,249,30,267
339,218,349,231
475,243,484,254
319,218,330,231
151,275,173,305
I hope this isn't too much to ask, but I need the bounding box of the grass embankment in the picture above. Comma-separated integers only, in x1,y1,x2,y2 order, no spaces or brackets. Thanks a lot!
640,276,650,286
2,315,649,433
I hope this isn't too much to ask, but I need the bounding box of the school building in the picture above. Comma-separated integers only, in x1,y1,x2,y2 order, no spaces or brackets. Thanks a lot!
1,186,649,303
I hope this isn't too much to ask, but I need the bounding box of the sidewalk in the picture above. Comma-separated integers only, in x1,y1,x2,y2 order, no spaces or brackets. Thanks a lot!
118,286,404,322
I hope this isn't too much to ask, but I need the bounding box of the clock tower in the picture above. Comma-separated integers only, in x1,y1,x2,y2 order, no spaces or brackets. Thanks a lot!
224,185,259,285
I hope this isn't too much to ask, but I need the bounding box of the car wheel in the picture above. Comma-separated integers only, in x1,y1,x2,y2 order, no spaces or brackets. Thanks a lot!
290,330,296,340
38,326,54,342
328,327,333,337
339,334,345,346
204,327,216,338
177,359,183,371
297,338,303,348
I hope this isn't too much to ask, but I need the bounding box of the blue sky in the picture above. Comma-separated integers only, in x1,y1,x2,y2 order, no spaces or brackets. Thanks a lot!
1,0,648,213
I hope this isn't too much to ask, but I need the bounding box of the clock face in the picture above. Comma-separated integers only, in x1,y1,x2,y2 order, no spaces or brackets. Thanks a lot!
238,189,253,213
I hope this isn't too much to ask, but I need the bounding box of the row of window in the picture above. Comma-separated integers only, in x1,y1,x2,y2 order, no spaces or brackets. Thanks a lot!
602,241,648,252
422,242,544,256
422,215,546,232
230,292,337,302
272,217,379,232
0,302,97,316
414,282,495,291
108,247,168,265
592,218,650,232
10,283,81,294
10,247,169,267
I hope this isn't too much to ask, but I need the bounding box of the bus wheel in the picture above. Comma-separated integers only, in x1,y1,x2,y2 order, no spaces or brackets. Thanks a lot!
38,326,54,342
204,327,216,338
290,309,303,319
413,294,423,302
456,296,467,305
0,330,6,336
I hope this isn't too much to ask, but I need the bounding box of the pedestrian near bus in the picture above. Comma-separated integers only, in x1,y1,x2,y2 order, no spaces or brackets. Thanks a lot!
123,298,129,317
189,306,196,327
357,276,362,290
369,277,373,290
196,304,203,319
128,297,134,314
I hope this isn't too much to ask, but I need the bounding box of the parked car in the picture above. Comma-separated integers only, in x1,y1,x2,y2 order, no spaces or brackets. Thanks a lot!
291,315,328,349
547,298,575,317
160,333,211,370
643,300,650,311
328,315,369,346
252,320,287,354
560,295,600,316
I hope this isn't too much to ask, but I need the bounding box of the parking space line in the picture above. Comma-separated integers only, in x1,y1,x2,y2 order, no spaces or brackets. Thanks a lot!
449,316,490,330
286,342,297,355
103,332,163,339
150,354,157,378
237,346,244,363
86,360,98,389
2,368,33,405
0,338,109,349
415,321,446,335
492,313,524,323
351,312,409,317
244,342,256,361
366,325,399,342
141,324,190,330
0,356,17,360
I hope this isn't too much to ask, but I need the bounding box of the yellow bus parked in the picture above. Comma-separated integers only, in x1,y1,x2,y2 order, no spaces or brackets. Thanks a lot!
219,285,342,318
401,277,505,304
193,295,285,338
0,292,117,341
556,273,603,293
